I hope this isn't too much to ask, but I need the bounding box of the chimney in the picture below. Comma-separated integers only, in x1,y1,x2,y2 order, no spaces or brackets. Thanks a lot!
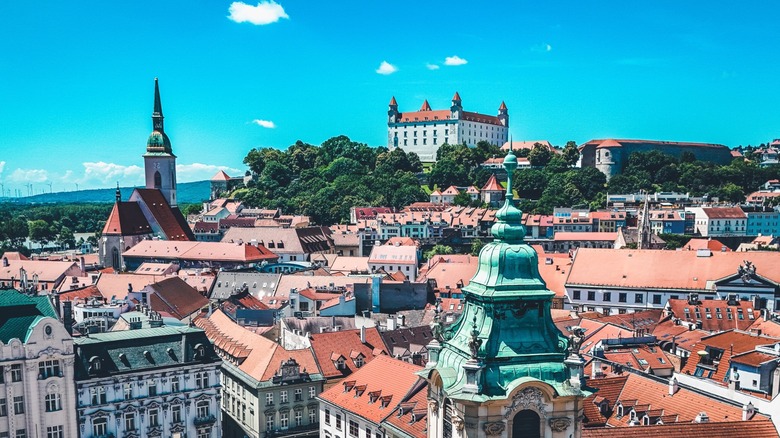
62,301,73,336
743,402,756,421
591,358,602,378
79,256,86,274
2,257,7,267
694,412,709,423
668,377,679,395
360,325,366,343
128,283,133,294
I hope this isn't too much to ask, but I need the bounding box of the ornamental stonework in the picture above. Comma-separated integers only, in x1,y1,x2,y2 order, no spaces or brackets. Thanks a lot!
483,421,506,436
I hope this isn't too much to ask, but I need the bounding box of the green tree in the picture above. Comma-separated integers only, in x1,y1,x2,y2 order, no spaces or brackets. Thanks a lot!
453,191,474,207
528,143,553,167
28,219,54,247
561,141,580,167
470,239,485,256
57,226,76,249
513,169,548,199
428,158,469,190
424,244,453,260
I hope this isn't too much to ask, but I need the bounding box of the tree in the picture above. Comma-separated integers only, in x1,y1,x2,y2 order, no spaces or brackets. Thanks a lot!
528,143,553,167
182,203,202,216
28,219,55,248
428,158,469,190
561,141,580,167
323,157,367,181
57,226,76,249
513,169,548,199
424,244,453,260
470,239,485,256
453,191,474,207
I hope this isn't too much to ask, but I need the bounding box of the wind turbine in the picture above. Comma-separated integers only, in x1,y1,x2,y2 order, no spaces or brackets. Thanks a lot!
47,182,53,194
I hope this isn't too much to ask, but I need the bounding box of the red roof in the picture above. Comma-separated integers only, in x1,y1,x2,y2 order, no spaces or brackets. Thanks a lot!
582,420,779,438
584,138,729,150
309,328,388,379
211,170,231,181
583,376,628,426
554,232,617,242
701,207,745,219
319,355,423,425
498,101,507,110
353,207,393,220
389,96,397,106
132,189,195,241
398,109,452,123
481,174,503,191
146,276,209,320
680,330,780,383
451,91,461,102
419,100,431,111
666,298,759,332
731,350,777,367
102,201,152,236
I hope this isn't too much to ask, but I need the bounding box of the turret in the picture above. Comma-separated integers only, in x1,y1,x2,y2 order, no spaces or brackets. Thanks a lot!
387,96,399,124
498,101,508,127
450,92,462,119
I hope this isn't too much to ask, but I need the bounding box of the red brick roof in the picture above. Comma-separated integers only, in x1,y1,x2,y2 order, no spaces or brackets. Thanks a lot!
683,238,731,252
731,350,777,367
583,138,729,150
481,174,503,191
666,298,759,332
309,327,387,379
319,355,423,425
701,207,745,219
102,201,152,236
398,109,452,123
583,375,628,426
680,330,780,383
146,276,209,320
554,232,617,242
583,420,779,438
211,170,231,181
132,189,195,240
498,101,507,110
420,100,431,111
389,96,397,106
451,92,461,102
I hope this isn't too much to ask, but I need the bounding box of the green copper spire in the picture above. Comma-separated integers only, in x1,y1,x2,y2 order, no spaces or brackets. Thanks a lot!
146,78,173,155
423,148,585,401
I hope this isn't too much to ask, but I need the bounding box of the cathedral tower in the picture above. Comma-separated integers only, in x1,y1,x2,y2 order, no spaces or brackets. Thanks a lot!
143,78,177,206
422,148,591,437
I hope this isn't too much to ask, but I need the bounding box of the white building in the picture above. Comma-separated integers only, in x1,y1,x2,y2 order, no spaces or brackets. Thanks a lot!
74,325,222,438
368,244,419,281
387,93,508,162
686,206,747,237
0,290,78,438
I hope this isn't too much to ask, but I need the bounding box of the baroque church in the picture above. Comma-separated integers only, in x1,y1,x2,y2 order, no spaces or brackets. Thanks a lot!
421,149,591,437
98,79,194,270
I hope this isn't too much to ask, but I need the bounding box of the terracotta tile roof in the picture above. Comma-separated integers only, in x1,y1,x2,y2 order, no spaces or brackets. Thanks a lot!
0,259,82,284
222,226,333,255
498,100,506,110
441,186,460,196
196,309,320,381
652,320,709,353
567,249,780,291
701,207,745,219
211,170,231,181
481,174,503,191
666,298,759,332
102,201,152,236
582,138,729,150
583,419,779,438
398,109,452,123
461,111,502,125
731,350,778,367
451,92,461,102
319,355,423,424
329,256,370,274
583,376,628,426
683,238,731,252
131,189,195,240
417,254,478,292
0,252,29,260
745,318,780,338
594,309,663,334
590,211,627,220
368,245,418,265
389,96,397,106
309,327,388,379
680,330,780,383
123,240,277,263
353,207,393,220
533,247,572,298
146,276,209,320
419,100,431,111
383,377,428,438
501,140,553,152
553,232,617,241
57,284,103,302
385,237,418,247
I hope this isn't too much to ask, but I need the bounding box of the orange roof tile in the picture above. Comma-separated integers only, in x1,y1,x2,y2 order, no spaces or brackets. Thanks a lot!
419,100,431,111
389,96,397,106
481,174,503,192
682,238,732,252
131,189,195,241
451,91,461,102
701,207,745,219
397,110,452,123
211,170,231,181
102,201,152,236
554,232,617,241
666,298,759,332
582,420,779,438
309,328,388,379
498,101,507,110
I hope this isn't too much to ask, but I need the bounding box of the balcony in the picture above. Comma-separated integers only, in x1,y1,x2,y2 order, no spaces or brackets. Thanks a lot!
194,414,217,426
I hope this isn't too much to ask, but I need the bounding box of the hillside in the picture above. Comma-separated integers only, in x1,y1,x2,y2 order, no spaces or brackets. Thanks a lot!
0,180,210,205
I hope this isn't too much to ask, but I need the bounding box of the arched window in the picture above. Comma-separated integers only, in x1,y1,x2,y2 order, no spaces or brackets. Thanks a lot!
442,398,453,438
196,400,210,418
512,410,540,438
111,248,120,270
154,171,162,189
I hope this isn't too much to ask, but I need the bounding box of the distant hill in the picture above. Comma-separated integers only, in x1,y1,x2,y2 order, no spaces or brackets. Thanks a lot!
0,180,210,205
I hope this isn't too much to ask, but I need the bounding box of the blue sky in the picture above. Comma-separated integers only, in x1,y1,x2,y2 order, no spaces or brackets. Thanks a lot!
1,1,780,194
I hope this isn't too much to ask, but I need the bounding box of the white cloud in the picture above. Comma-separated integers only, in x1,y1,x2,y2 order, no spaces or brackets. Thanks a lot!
376,61,398,75
531,43,553,53
426,63,440,70
0,161,5,175
79,162,144,186
252,119,276,129
8,168,49,183
228,1,289,25
176,163,243,182
444,55,468,66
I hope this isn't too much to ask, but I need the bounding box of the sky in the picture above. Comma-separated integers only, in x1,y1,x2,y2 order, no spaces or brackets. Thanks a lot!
2,1,780,195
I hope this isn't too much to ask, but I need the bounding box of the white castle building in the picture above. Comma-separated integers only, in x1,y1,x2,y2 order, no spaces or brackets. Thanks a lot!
387,92,509,162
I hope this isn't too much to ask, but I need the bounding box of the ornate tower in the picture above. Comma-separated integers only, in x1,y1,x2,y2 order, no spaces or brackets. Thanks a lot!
498,101,509,127
423,149,591,438
143,78,178,206
450,91,463,119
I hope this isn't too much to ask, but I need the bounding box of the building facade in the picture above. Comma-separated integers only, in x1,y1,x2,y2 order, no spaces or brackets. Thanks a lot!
73,326,222,438
0,290,78,438
387,93,508,162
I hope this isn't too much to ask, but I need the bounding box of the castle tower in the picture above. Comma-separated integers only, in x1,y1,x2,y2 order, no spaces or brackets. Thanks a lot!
143,78,178,207
450,91,463,119
423,149,591,437
498,101,509,127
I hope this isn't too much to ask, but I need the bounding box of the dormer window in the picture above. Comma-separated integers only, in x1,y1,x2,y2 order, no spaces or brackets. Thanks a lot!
368,391,381,404
616,404,624,417
343,380,356,392
354,355,364,368
335,357,345,370
642,415,650,426
88,356,102,374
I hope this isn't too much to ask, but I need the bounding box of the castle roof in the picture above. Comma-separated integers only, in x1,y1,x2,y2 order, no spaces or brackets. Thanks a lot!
419,100,431,111
499,101,507,110
452,91,461,102
211,170,231,181
389,96,397,106
583,138,729,150
481,174,503,191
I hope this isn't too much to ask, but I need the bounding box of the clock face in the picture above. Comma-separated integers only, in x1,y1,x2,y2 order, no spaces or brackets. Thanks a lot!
155,162,160,169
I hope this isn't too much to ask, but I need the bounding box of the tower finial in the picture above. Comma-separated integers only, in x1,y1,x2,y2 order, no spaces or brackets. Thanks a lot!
115,182,121,203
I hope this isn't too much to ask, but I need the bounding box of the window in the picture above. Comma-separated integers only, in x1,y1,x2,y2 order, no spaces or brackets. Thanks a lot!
366,427,372,437
295,410,303,426
13,396,24,415
92,418,107,436
280,390,288,403
38,360,61,379
572,290,581,300
149,408,159,427
266,393,274,406
15,431,25,438
197,429,211,438
10,365,22,382
652,294,662,305
90,387,106,405
172,405,182,423
587,291,596,301
294,388,303,402
0,367,3,384
44,393,61,412
45,426,63,438
266,414,274,431
309,409,317,424
148,380,157,396
125,412,136,431
619,293,627,303
324,408,331,425
603,292,612,302
349,420,359,437
355,356,364,368
280,412,289,429
124,383,133,400
196,372,209,389
0,399,6,417
335,413,342,430
197,400,210,417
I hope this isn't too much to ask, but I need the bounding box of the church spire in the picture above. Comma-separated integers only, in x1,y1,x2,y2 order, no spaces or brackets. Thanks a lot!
152,77,164,132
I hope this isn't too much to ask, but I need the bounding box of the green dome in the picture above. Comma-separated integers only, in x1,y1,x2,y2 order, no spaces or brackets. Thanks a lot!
146,130,172,154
